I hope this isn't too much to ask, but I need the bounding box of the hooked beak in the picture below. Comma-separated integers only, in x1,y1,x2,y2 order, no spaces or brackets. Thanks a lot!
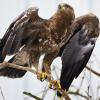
59,4,65,10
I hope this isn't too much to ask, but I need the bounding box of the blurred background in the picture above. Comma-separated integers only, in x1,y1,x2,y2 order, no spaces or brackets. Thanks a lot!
0,0,100,100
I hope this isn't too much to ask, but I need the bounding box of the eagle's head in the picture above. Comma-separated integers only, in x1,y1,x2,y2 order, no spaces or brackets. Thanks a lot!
58,3,75,24
58,3,73,11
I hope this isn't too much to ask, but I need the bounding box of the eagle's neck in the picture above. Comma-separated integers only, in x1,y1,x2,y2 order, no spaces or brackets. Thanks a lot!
50,12,68,30
48,12,71,43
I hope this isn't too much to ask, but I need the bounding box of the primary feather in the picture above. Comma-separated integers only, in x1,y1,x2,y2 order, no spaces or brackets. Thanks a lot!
57,13,99,97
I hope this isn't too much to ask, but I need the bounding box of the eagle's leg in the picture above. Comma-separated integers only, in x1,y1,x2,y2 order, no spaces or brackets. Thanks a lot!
38,63,50,81
49,80,61,90
37,54,49,81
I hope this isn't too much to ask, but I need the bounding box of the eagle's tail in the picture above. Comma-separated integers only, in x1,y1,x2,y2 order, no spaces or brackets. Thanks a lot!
57,91,62,97
57,67,75,97
0,56,26,78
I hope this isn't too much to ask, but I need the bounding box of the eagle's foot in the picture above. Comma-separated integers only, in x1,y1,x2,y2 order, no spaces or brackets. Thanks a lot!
49,80,61,90
37,72,48,82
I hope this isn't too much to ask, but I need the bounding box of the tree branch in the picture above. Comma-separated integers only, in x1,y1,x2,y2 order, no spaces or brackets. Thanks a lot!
23,91,42,100
0,62,70,100
86,66,100,77
68,91,89,100
0,87,5,100
0,62,99,99
0,62,36,74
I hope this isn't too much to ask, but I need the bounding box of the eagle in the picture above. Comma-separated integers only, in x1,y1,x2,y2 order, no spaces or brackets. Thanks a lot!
57,13,99,97
0,3,75,79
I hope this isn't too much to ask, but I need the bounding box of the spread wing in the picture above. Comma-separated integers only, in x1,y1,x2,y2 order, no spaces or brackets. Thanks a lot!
60,25,96,90
0,7,43,62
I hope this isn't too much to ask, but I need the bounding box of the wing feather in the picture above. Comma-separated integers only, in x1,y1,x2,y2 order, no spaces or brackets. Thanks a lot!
60,25,95,90
0,7,41,62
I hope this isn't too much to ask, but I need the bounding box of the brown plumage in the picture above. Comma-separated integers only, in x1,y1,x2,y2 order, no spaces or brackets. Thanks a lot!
57,13,99,97
0,3,75,78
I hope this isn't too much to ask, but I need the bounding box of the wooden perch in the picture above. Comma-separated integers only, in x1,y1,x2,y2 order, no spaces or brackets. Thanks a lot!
0,62,70,100
0,62,36,74
68,91,88,99
86,66,100,77
0,62,100,100
23,91,42,100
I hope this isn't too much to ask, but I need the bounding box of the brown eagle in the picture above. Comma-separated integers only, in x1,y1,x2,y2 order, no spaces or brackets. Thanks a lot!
0,3,75,78
57,13,99,97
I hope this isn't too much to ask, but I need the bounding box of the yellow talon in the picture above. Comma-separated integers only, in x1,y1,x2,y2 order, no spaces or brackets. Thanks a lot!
37,72,48,82
53,80,61,89
48,82,52,89
49,80,61,90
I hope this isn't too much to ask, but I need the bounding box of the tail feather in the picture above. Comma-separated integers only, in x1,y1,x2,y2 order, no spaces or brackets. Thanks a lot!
57,67,75,97
57,91,62,97
57,75,74,97
0,56,26,78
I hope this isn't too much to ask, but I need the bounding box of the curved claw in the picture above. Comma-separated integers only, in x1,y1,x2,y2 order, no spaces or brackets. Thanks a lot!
48,80,61,90
49,82,54,89
37,72,48,82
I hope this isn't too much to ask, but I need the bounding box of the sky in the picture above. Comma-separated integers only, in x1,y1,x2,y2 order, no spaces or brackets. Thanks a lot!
0,0,100,100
